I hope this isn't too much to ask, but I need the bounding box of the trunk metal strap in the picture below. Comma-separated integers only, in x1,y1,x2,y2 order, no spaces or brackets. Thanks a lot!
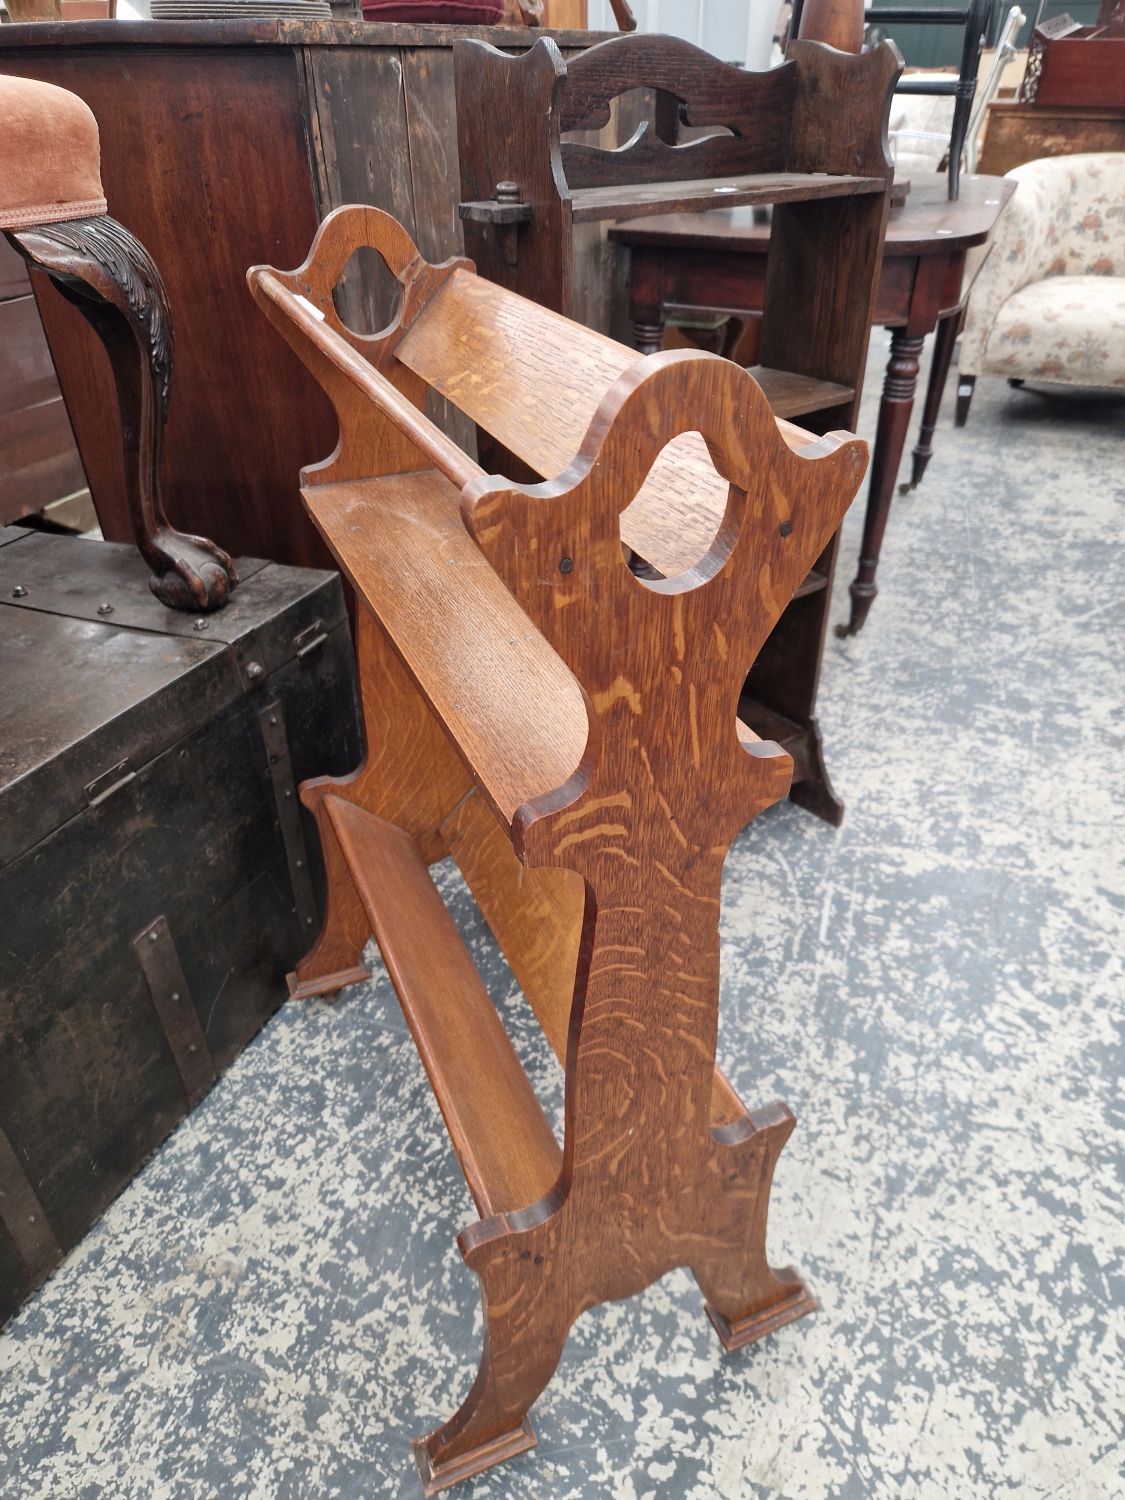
0,1126,63,1281
133,915,217,1108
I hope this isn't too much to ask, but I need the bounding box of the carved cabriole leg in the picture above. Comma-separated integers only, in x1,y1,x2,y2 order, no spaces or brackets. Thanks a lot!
901,306,962,494
289,605,474,1000
6,218,236,611
837,329,925,637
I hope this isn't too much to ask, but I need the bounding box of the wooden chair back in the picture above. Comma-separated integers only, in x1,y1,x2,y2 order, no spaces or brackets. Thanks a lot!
558,35,797,185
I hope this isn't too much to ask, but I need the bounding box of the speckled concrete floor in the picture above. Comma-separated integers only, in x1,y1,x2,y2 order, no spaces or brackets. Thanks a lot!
2,344,1123,1500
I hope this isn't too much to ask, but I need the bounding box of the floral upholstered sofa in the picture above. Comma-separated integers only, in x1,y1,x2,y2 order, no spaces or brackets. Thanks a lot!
956,153,1125,423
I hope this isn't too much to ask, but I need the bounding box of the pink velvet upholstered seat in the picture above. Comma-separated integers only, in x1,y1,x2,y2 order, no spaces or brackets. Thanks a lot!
0,74,107,232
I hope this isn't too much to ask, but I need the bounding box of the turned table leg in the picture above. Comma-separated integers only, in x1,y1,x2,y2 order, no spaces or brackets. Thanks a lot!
629,244,666,354
900,305,963,495
836,328,924,637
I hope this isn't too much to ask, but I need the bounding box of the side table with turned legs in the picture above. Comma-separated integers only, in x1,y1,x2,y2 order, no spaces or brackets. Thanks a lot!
612,173,1016,635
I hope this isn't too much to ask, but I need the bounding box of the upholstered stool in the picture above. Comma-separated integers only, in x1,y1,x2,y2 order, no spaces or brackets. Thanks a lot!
0,74,235,610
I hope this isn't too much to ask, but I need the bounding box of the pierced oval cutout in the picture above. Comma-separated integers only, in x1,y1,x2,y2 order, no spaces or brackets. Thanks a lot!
620,429,737,584
332,244,402,338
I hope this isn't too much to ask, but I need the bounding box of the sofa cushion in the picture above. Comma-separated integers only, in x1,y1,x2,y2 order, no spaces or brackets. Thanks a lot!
983,274,1125,386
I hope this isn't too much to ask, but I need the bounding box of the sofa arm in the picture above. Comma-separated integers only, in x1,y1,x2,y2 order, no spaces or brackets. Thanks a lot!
960,153,1125,376
960,177,1047,375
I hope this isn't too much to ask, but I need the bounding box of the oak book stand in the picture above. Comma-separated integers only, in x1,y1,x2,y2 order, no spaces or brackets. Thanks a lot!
249,206,867,1494
455,31,900,824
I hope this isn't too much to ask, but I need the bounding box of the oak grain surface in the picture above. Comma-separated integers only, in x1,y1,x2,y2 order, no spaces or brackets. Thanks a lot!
327,796,562,1219
306,468,590,831
250,206,869,1491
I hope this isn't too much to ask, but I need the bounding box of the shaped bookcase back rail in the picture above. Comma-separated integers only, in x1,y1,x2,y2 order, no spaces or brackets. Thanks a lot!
454,32,902,825
248,206,868,1495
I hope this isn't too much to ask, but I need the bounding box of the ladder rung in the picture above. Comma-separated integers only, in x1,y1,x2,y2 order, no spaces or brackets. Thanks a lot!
868,7,970,21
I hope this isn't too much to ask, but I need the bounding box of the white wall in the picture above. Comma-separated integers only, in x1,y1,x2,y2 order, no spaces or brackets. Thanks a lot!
585,0,780,69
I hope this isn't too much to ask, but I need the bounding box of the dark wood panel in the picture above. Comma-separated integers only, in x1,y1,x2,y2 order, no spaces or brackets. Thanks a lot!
5,45,338,566
402,47,464,265
758,41,899,432
0,396,86,526
872,254,917,325
611,176,1015,257
660,246,769,314
977,101,1125,175
28,266,128,541
401,45,479,455
0,294,65,418
0,19,611,50
749,365,853,418
308,43,417,334
0,284,85,524
0,236,31,302
560,31,796,138
1035,38,1125,109
570,169,883,222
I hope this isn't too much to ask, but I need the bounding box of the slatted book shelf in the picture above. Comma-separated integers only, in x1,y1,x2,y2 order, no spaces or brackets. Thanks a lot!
249,203,868,1494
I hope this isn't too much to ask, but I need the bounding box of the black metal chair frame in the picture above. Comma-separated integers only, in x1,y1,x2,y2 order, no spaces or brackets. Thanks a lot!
790,0,993,198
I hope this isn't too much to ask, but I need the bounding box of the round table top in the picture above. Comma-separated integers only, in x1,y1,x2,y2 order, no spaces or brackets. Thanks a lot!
608,173,1017,258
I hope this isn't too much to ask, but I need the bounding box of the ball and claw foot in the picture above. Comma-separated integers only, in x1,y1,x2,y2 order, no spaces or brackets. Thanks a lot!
147,528,239,611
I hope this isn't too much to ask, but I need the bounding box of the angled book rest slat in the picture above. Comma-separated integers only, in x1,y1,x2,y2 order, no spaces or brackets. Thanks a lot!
454,32,902,825
248,206,868,1495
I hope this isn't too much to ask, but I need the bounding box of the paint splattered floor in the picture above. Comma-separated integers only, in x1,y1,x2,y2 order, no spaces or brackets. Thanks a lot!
2,344,1123,1500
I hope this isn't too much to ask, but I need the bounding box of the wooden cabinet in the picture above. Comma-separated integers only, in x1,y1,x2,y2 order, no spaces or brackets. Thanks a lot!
978,101,1125,175
0,236,85,527
0,19,609,570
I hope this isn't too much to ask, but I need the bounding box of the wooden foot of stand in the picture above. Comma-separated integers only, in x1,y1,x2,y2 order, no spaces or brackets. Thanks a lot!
706,1274,819,1352
413,1418,536,1497
408,1091,815,1491
286,965,371,1002
837,329,924,637
284,606,475,1004
739,697,845,827
788,725,844,826
285,786,373,1001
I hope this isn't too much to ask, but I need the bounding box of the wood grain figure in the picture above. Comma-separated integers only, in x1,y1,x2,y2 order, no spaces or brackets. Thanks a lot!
248,208,867,1492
